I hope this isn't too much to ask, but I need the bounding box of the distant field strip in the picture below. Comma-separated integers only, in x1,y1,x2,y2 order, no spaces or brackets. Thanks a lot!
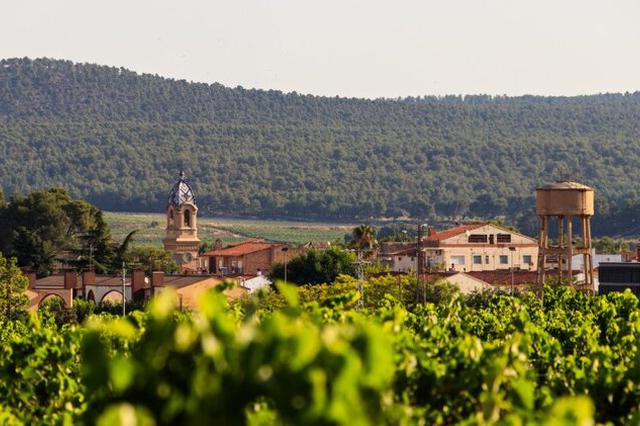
104,212,355,247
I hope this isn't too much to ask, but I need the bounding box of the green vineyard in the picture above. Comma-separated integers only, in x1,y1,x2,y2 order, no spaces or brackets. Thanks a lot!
2,273,639,425
104,211,354,247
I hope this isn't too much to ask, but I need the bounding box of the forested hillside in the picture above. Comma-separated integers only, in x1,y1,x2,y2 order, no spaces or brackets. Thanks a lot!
2,57,640,235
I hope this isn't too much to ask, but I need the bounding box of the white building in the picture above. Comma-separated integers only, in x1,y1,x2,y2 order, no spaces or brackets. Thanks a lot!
389,222,539,273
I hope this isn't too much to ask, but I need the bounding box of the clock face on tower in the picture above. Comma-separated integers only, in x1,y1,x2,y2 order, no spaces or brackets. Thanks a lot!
182,252,194,263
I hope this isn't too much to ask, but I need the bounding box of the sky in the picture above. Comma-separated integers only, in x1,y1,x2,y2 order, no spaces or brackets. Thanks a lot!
3,0,640,99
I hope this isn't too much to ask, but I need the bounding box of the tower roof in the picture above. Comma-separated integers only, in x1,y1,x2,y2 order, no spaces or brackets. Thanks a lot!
168,171,195,206
536,181,593,191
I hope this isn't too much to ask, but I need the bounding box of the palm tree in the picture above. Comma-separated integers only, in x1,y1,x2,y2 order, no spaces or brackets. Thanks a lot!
111,230,139,271
351,224,378,254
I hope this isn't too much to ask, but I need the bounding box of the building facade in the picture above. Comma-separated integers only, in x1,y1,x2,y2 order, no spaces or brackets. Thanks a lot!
202,240,290,276
388,222,539,273
25,270,247,310
598,262,640,296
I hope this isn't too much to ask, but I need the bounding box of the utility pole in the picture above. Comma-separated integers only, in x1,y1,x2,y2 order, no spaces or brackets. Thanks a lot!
356,249,365,308
3,270,10,320
509,247,516,295
416,223,427,304
121,262,126,316
89,243,94,272
281,246,289,285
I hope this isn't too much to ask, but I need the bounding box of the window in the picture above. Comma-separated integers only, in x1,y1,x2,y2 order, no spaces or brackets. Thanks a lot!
473,255,482,264
485,256,490,264
184,210,191,227
468,234,488,243
499,255,509,264
522,255,532,265
497,234,511,243
451,255,465,265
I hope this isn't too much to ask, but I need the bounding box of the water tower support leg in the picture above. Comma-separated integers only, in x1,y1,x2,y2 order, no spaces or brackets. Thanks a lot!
567,216,573,285
558,216,564,284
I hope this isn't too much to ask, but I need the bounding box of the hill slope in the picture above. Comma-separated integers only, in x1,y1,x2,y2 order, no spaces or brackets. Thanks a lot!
1,57,640,234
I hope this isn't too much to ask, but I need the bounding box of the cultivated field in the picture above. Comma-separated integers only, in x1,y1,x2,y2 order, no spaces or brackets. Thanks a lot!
104,211,355,247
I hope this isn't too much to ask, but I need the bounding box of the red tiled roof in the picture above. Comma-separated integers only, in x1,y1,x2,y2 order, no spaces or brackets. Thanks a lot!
426,223,487,241
466,270,537,286
389,247,417,256
203,241,283,257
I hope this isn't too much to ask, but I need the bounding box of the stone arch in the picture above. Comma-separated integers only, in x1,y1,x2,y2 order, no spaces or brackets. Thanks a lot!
87,290,95,302
38,293,67,309
100,290,124,304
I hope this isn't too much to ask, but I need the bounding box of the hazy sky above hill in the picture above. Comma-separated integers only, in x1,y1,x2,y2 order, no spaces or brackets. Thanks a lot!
3,0,640,98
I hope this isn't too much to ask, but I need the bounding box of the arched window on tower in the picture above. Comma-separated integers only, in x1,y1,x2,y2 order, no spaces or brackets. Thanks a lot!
169,209,174,226
184,209,191,227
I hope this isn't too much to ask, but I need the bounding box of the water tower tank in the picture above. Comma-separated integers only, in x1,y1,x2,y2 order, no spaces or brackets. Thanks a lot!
535,181,594,216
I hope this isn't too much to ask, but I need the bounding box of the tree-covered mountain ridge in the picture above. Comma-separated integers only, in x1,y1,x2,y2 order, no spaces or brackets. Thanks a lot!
2,57,640,235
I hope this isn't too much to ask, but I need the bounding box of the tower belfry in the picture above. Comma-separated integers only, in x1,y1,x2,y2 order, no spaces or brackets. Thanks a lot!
163,171,200,270
535,181,595,299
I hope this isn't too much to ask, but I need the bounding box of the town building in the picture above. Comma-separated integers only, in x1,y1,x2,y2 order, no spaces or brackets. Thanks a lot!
202,240,293,276
597,262,640,296
420,271,492,294
150,272,246,309
417,268,584,295
162,171,204,272
570,250,622,271
385,222,538,273
25,270,247,311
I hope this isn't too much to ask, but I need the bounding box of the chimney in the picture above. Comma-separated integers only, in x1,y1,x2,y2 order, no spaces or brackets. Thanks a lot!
151,271,164,288
26,273,36,289
82,270,96,286
64,271,77,289
132,269,146,293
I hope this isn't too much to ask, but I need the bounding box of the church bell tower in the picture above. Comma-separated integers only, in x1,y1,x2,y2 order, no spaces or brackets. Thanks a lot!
163,171,200,270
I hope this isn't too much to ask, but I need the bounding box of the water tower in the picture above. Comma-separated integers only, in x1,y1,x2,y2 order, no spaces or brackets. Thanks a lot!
535,181,595,298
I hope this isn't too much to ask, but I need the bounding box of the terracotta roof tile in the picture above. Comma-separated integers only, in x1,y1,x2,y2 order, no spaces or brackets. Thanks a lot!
203,241,283,257
466,270,538,286
426,223,487,241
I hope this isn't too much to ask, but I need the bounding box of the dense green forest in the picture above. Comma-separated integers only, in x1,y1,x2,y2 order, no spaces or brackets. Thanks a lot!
2,57,640,235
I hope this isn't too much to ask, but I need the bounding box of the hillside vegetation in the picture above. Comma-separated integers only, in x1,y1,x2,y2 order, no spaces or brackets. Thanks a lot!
2,57,640,234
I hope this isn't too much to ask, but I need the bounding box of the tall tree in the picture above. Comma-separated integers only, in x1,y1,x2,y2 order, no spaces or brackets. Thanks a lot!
350,224,378,253
270,247,356,285
0,254,29,321
0,189,114,276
